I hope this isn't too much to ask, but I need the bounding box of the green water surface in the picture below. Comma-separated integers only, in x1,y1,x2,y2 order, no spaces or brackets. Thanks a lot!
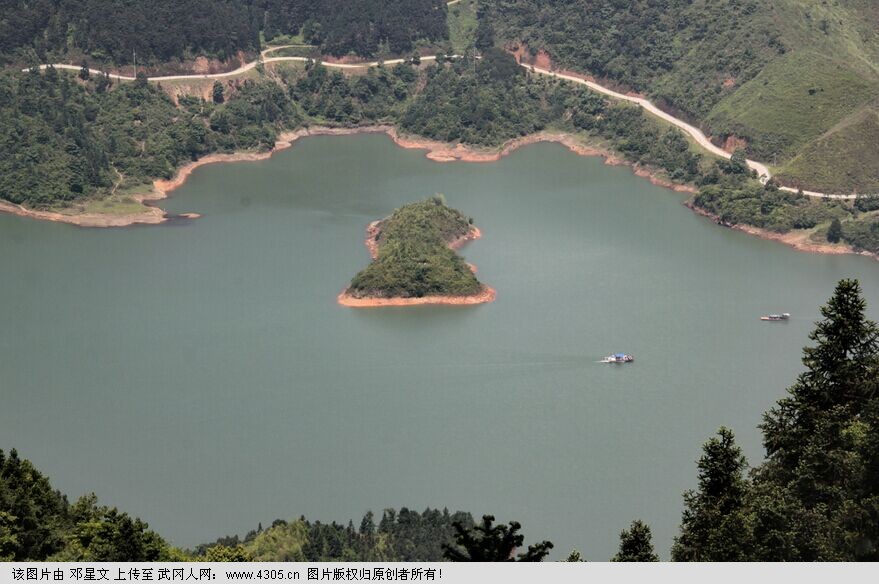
2,135,878,559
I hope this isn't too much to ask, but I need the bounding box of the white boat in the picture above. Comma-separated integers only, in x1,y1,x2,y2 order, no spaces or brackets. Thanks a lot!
761,313,790,321
602,353,634,363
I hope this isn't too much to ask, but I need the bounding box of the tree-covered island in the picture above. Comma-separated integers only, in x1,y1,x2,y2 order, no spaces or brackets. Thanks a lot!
339,196,495,307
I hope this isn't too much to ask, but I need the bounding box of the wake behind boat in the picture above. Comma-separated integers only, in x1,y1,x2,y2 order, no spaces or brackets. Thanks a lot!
761,313,791,321
602,353,634,363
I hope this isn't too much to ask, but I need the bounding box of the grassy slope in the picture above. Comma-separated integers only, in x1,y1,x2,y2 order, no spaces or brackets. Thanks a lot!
706,51,877,160
448,0,477,53
705,0,879,190
776,105,879,194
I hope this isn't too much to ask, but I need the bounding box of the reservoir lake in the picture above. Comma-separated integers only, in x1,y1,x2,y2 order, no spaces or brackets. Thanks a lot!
2,134,879,559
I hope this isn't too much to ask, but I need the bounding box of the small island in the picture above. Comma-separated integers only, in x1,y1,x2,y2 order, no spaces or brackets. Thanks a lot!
338,196,496,307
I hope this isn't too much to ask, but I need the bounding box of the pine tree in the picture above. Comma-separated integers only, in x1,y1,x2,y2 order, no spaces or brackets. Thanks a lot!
752,279,879,559
612,520,659,561
761,279,879,493
827,218,843,243
729,149,748,174
212,81,225,104
442,515,553,561
671,428,752,561
359,511,375,536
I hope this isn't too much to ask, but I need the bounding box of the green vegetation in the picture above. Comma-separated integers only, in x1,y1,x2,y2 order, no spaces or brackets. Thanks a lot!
401,49,541,146
261,0,449,57
0,1,260,66
705,52,877,161
196,508,476,562
612,521,659,562
483,0,782,117
0,67,299,208
776,107,879,194
693,182,846,233
347,197,483,299
0,53,784,242
286,60,418,125
1,1,450,67
692,177,879,255
481,0,879,193
447,0,478,54
442,515,553,561
838,212,879,254
0,449,178,561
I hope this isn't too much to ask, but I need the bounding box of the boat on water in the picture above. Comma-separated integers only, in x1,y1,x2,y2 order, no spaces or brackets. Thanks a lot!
761,313,791,321
602,353,634,363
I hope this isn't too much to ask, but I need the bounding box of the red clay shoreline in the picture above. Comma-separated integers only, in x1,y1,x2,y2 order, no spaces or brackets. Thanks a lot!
337,285,497,308
338,221,495,308
0,124,698,228
5,125,872,264
686,202,878,262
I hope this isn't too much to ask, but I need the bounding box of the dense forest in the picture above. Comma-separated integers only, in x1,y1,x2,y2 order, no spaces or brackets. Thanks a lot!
0,0,449,66
347,197,483,299
3,279,877,561
0,0,261,65
262,0,449,57
0,67,300,207
196,509,476,562
0,449,179,561
480,0,783,120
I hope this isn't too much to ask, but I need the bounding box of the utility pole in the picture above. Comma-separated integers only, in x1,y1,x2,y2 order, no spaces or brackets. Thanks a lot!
133,50,137,79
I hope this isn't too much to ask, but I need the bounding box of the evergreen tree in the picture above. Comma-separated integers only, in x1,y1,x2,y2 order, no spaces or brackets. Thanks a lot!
612,520,659,561
79,61,90,81
729,149,748,174
212,81,225,104
442,515,553,561
671,428,753,561
474,9,495,51
760,279,879,495
752,279,879,559
95,72,111,93
0,449,68,560
359,511,375,536
827,218,843,243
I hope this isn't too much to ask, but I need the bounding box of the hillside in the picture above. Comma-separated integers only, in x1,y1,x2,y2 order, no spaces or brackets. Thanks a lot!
0,0,260,66
0,0,449,69
482,0,879,194
776,105,879,193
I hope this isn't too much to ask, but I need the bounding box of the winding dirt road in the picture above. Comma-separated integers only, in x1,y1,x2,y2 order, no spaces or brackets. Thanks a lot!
31,46,443,81
29,44,855,200
523,66,854,200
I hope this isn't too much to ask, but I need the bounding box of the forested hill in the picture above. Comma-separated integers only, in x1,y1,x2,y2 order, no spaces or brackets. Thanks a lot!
482,0,879,194
262,0,449,57
0,0,449,67
0,0,261,65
